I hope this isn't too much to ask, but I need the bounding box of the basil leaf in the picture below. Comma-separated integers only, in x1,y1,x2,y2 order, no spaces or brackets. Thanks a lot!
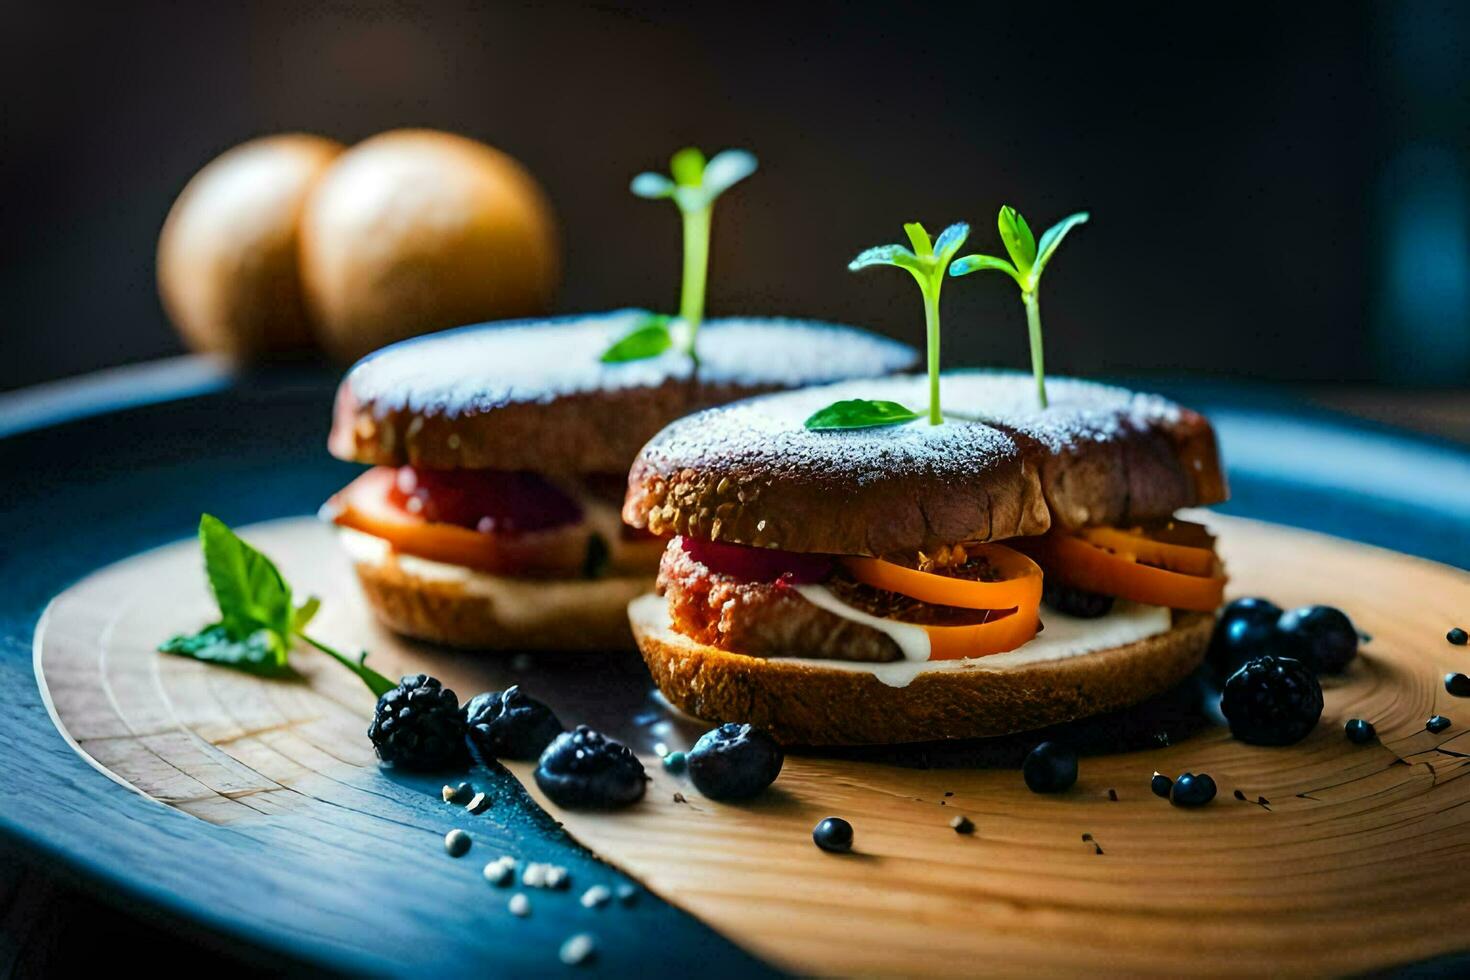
933,222,971,262
600,315,675,363
701,149,757,199
804,399,923,431
670,147,706,186
1033,212,1090,278
949,253,1022,284
630,172,675,199
199,514,294,642
160,624,294,678
998,206,1037,274
849,244,920,273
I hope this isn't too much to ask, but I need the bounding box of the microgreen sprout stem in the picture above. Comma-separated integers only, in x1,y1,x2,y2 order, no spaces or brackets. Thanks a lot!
602,147,757,364
950,206,1088,409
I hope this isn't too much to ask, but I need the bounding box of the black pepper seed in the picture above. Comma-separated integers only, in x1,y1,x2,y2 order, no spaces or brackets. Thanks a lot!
1427,715,1453,734
1233,789,1247,801
949,815,975,834
1345,718,1377,744
1151,772,1173,799
444,829,472,857
813,816,854,853
1448,627,1468,646
1107,788,1118,802
1446,673,1470,698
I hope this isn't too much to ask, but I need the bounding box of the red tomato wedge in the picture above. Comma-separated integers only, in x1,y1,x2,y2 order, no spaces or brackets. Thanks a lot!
1028,521,1225,612
326,467,592,577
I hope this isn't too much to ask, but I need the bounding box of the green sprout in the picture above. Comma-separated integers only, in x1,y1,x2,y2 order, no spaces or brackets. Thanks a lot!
804,221,969,430
950,206,1088,409
601,147,758,364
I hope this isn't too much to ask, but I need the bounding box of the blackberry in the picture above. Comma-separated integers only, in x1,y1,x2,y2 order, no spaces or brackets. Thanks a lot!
535,726,646,809
368,674,469,770
1022,741,1078,793
687,723,785,801
463,686,565,760
812,817,853,853
1273,605,1358,674
1220,655,1323,746
1206,597,1282,682
1042,582,1115,619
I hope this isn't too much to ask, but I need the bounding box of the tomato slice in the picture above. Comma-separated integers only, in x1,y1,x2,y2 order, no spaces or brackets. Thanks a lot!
325,467,592,578
843,544,1043,612
1028,522,1225,612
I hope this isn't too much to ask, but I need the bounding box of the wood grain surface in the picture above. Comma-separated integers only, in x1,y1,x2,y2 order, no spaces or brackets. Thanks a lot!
35,514,1470,976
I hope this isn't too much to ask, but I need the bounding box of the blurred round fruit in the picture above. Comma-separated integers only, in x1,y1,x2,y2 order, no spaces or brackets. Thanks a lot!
157,133,344,359
298,129,559,362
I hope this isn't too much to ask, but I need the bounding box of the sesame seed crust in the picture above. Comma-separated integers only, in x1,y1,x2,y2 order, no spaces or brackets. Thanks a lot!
327,310,918,474
623,371,1226,556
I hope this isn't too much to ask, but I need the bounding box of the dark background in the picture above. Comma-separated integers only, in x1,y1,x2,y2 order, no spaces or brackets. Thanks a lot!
2,0,1468,393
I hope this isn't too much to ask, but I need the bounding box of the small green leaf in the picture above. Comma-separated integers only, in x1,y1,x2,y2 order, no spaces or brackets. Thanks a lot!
670,147,707,186
933,222,971,262
998,206,1037,274
600,315,674,363
849,244,919,273
949,253,1022,283
293,596,321,632
630,172,675,199
160,624,294,678
903,222,933,257
804,399,923,431
1032,211,1090,279
701,149,757,198
199,514,294,642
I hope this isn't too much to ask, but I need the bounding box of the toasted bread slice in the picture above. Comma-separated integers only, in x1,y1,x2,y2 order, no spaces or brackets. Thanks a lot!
629,593,1212,745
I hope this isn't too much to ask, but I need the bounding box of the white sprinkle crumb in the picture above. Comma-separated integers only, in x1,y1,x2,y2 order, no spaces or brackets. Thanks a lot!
483,859,515,886
466,792,489,814
509,893,530,917
580,885,612,909
442,782,472,805
559,933,597,966
522,863,547,888
443,829,471,857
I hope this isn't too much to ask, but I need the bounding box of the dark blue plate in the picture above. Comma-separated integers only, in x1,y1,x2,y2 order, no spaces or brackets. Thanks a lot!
0,362,1465,975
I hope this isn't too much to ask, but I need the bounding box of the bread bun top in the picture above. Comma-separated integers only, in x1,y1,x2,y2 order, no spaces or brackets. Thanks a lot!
328,310,918,473
623,371,1226,556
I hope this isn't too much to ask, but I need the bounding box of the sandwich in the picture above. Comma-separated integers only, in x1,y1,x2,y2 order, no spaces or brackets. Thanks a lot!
322,309,917,651
622,370,1228,744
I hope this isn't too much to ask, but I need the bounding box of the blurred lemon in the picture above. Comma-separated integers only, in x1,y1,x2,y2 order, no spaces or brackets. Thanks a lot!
298,129,560,362
157,133,344,359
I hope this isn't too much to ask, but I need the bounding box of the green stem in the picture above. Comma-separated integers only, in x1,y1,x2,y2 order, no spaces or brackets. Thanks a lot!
923,282,942,425
679,204,712,354
299,632,395,698
1023,289,1048,409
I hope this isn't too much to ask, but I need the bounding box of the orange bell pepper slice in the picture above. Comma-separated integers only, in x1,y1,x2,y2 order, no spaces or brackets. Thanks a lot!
921,606,1041,660
843,544,1043,612
1031,523,1225,612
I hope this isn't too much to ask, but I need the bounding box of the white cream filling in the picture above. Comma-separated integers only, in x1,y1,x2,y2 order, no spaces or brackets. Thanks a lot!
628,591,1172,689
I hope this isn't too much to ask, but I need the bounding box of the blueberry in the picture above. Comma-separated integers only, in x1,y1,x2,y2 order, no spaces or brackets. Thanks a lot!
534,726,646,809
1446,673,1470,698
812,817,853,853
1220,655,1324,746
1150,771,1173,799
1206,598,1282,681
1170,772,1216,807
1427,715,1452,734
1022,741,1078,793
1449,628,1468,646
1345,718,1376,744
1042,583,1115,619
1273,605,1358,674
463,686,565,761
687,723,784,801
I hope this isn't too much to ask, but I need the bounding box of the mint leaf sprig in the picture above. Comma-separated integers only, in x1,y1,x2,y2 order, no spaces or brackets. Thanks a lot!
950,206,1088,409
601,147,758,365
803,221,970,431
160,515,395,698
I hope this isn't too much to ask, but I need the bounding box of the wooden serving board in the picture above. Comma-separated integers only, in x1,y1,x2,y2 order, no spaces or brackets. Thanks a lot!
34,513,1470,976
